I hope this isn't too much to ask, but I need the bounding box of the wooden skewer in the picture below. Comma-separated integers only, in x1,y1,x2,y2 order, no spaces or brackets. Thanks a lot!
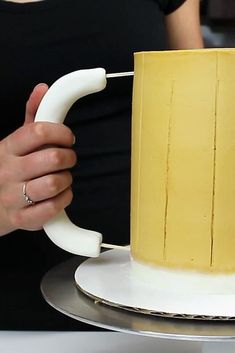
101,243,130,251
106,71,134,79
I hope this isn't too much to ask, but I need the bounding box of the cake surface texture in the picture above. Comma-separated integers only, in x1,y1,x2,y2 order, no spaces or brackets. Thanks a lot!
131,49,235,273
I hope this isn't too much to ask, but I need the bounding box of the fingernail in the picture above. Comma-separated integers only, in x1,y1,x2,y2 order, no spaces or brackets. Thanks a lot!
33,83,48,91
72,135,76,145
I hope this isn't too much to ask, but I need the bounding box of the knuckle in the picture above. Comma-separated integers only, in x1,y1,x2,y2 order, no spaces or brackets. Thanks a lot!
33,122,49,141
49,149,77,168
49,149,64,167
60,126,74,145
46,175,60,194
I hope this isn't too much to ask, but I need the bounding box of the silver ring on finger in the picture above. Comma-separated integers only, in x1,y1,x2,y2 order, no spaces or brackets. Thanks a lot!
22,182,35,206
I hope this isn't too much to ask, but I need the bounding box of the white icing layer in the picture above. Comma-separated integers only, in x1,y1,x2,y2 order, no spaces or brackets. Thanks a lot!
131,258,235,295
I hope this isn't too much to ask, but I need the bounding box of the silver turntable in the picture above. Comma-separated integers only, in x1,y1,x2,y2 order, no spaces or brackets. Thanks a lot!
41,256,235,353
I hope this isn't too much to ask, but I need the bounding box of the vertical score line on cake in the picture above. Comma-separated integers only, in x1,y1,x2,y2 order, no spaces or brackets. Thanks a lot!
135,53,145,249
210,53,219,268
163,80,175,261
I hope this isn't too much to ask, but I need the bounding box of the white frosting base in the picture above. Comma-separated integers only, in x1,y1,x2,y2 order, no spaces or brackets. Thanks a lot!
75,250,235,318
131,258,235,295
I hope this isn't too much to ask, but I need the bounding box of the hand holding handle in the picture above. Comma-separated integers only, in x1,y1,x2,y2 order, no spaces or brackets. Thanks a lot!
35,68,107,257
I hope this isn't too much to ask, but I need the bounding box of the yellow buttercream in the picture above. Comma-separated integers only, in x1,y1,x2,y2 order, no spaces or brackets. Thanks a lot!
131,49,235,273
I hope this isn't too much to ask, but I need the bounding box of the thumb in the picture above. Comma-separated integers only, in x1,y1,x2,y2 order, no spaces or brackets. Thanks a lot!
24,83,49,125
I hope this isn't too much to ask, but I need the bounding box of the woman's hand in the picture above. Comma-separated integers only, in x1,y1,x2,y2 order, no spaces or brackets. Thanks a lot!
0,84,77,235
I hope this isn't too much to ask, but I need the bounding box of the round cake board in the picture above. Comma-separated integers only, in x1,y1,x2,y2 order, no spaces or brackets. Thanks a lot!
74,249,235,320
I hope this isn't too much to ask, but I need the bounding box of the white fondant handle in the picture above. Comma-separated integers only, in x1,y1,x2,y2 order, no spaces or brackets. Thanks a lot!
35,68,107,257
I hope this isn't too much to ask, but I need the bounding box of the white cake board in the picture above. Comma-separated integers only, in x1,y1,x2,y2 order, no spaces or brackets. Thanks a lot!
75,250,235,320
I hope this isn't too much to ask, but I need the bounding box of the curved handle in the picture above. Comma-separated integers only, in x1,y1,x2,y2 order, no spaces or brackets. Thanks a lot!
35,68,107,257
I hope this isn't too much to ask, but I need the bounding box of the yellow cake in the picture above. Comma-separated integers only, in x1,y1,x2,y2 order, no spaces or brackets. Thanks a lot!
131,49,235,273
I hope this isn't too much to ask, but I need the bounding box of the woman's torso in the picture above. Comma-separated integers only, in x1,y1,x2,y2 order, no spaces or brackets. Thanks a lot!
0,0,167,329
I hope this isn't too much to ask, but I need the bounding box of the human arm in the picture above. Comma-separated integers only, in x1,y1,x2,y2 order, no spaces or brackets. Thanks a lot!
0,84,77,236
165,0,204,49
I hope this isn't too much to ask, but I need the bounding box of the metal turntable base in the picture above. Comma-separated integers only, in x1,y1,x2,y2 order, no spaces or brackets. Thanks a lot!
41,256,235,353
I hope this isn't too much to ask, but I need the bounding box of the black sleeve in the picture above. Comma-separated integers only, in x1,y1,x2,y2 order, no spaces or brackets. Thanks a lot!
157,0,187,15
